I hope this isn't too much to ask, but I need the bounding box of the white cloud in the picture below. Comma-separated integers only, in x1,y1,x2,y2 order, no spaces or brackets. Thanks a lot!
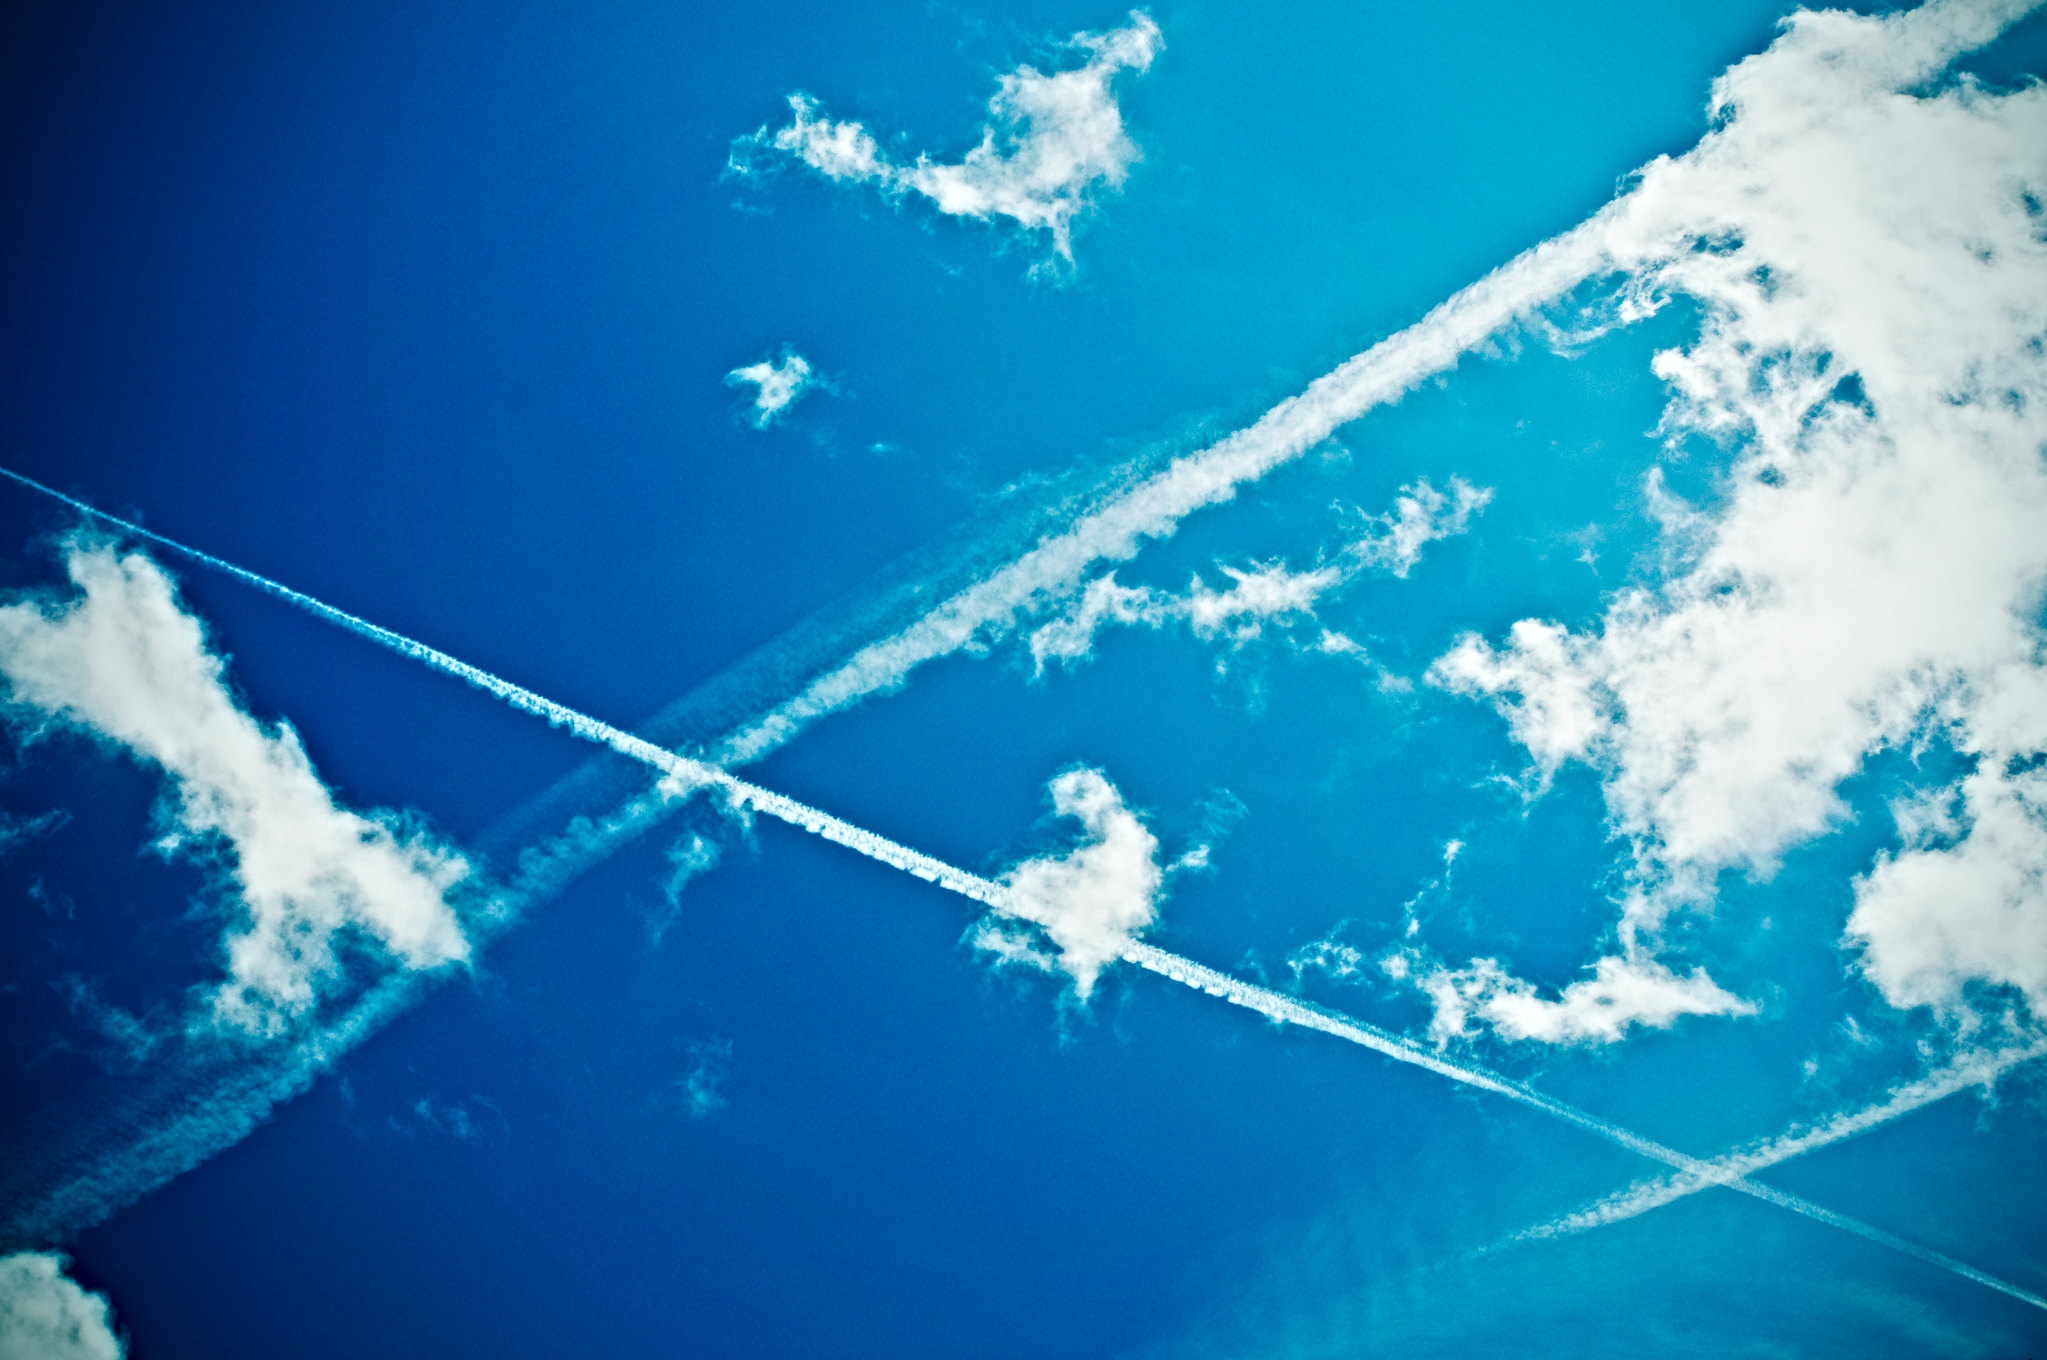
1849,756,2047,1018
1028,477,1490,671
1419,0,2047,1039
1407,952,1755,1046
1349,476,1494,578
725,348,820,428
0,1253,122,1360
0,540,473,1032
734,13,1162,267
976,767,1162,998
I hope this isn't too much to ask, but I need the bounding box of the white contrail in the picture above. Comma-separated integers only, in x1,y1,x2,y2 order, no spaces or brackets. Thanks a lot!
1127,944,2047,1313
6,470,2040,1312
1518,1037,2047,1243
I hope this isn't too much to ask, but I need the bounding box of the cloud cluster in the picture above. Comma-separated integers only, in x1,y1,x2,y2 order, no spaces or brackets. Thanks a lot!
1421,0,2047,1039
0,540,473,1031
725,348,821,428
976,767,1162,998
1028,476,1490,670
0,1253,122,1360
732,12,1161,267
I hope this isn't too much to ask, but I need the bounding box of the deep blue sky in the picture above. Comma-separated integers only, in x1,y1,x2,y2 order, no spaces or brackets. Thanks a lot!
3,1,2044,1356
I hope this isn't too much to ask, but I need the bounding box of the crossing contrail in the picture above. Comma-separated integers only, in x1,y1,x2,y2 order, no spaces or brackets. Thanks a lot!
4,466,2042,1312
1515,1035,2047,1244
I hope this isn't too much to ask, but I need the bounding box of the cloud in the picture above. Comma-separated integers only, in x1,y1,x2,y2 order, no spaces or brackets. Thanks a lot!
680,1039,733,1119
0,1253,122,1360
1349,476,1493,578
1405,952,1756,1046
702,213,1608,765
0,539,473,1032
725,348,822,428
1849,756,2047,1017
1028,476,1491,671
0,807,67,857
976,768,1162,998
733,12,1162,267
648,830,722,945
1422,0,2047,1038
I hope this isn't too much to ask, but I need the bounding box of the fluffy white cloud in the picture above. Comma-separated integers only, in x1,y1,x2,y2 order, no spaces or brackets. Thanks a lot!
0,540,473,1031
725,349,820,428
733,12,1161,267
976,767,1161,998
1406,953,1754,1046
0,1253,122,1360
1849,755,2047,1017
1421,0,2047,1040
1029,477,1490,671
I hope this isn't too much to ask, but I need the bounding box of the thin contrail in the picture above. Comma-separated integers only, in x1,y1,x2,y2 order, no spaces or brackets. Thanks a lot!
1516,1036,2047,1243
5,468,2040,1312
1134,944,2047,1313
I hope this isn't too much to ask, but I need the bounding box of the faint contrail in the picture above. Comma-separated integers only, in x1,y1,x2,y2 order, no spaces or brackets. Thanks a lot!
5,468,2040,1312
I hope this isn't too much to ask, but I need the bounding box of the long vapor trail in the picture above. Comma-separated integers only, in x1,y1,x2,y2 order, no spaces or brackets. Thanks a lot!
4,468,2040,1312
708,212,1618,767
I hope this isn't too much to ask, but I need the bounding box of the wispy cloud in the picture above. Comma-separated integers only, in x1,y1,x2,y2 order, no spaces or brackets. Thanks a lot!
1025,476,1491,672
731,12,1162,269
726,348,823,428
0,539,473,1032
0,1252,123,1359
679,1039,733,1119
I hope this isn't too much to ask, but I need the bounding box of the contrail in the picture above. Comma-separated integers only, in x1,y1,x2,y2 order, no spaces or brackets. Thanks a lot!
5,469,2041,1312
707,211,1619,767
1515,1036,2047,1244
1127,944,2047,1313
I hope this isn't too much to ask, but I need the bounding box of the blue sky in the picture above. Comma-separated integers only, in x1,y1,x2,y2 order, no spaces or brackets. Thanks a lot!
1,1,2045,1356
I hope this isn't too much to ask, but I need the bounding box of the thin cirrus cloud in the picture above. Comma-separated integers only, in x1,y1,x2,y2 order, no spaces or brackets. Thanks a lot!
730,11,1162,269
1407,0,2047,1044
0,538,474,1032
0,1252,123,1360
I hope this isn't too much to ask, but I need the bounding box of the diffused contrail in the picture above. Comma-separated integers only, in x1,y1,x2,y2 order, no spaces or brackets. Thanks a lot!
9,468,2042,1310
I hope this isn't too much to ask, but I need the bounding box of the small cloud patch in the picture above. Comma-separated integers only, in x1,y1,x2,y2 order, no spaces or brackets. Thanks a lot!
726,348,823,428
